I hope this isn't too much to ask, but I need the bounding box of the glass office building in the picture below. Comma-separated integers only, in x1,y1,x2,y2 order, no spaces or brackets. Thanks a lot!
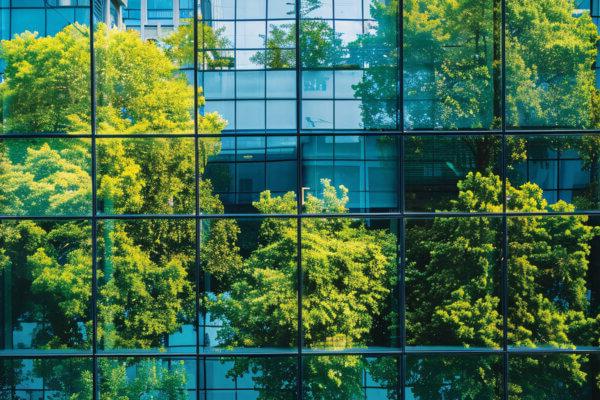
0,0,599,399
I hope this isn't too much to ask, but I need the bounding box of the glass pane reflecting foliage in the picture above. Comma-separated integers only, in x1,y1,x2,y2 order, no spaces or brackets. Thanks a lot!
508,215,599,350
406,218,502,350
1,220,92,352
404,0,500,130
406,355,503,400
1,0,600,398
303,355,399,400
509,354,600,400
0,358,93,400
405,135,501,211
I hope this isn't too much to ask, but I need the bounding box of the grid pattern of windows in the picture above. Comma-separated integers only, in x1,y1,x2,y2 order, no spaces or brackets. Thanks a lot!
1,0,600,399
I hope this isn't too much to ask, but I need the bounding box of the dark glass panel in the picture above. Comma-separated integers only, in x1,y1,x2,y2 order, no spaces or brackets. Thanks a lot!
202,356,296,400
406,354,503,400
405,135,501,212
202,136,298,214
506,135,600,211
301,135,398,213
509,354,600,399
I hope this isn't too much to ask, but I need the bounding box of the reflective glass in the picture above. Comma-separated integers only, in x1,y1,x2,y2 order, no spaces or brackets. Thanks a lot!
302,135,398,212
203,357,296,399
509,354,599,399
0,358,93,399
506,0,597,129
403,0,498,130
302,218,399,350
303,355,399,399
203,136,297,213
405,135,502,212
508,216,599,350
97,219,196,352
406,355,503,400
200,218,298,351
506,135,600,211
0,220,92,352
96,138,195,215
0,138,92,216
98,358,196,399
406,217,503,350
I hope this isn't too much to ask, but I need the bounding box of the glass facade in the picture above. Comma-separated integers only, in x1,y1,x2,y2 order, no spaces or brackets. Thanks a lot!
0,0,600,399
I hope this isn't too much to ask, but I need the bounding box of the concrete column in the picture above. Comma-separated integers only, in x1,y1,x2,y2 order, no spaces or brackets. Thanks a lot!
141,0,148,39
173,0,180,27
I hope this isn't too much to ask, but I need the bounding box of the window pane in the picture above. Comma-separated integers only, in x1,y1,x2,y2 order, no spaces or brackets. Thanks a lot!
506,0,597,129
96,138,195,215
97,219,196,352
0,220,92,352
403,0,498,130
1,358,93,399
406,355,503,400
301,218,399,349
201,218,298,350
303,355,399,399
405,135,502,212
406,217,502,350
508,216,599,349
0,138,92,216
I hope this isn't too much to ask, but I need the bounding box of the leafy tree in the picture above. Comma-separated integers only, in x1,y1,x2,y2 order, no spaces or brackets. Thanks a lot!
206,179,397,399
404,172,600,399
0,21,237,397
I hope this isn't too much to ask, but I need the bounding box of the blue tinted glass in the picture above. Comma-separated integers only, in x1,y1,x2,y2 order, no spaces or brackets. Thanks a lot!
47,9,76,36
269,0,295,18
11,9,45,36
236,101,265,130
204,71,235,99
266,100,296,129
237,0,266,19
205,101,235,129
237,71,266,98
335,70,362,99
266,71,296,98
335,0,363,18
236,21,266,48
204,0,234,19
302,101,333,129
335,100,362,129
302,71,333,99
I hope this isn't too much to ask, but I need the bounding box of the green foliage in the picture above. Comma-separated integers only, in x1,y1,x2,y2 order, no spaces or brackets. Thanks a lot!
207,179,396,397
405,172,600,398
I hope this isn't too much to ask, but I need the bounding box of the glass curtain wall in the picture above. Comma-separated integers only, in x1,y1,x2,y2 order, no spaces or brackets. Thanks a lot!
0,0,599,399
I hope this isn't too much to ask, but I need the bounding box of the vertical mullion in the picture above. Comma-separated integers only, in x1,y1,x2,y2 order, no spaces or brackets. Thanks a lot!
500,0,509,399
89,2,98,399
398,0,406,398
294,0,303,399
194,2,201,400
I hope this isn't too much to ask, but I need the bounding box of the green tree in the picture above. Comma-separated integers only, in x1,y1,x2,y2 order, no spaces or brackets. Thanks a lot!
206,179,397,399
0,21,237,397
404,172,600,399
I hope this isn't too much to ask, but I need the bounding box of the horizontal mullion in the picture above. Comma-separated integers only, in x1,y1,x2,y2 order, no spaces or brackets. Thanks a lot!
4,210,600,220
